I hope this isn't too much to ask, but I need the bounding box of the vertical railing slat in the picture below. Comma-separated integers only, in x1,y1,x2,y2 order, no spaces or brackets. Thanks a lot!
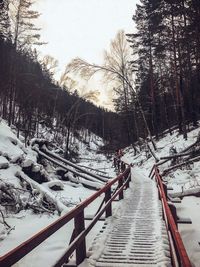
105,187,112,217
74,210,86,265
118,177,124,200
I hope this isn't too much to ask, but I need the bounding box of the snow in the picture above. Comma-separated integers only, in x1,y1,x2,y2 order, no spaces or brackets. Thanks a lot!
21,158,34,168
46,180,64,190
0,164,22,187
84,169,171,267
123,127,200,267
1,119,200,266
0,122,25,163
0,120,116,267
176,196,200,265
0,156,9,169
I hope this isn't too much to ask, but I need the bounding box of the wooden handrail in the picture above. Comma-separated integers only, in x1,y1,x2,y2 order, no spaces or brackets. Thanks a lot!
154,166,192,267
0,166,131,267
53,172,131,267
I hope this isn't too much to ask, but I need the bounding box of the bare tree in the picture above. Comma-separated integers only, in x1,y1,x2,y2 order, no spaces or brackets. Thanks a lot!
41,55,58,77
66,30,156,150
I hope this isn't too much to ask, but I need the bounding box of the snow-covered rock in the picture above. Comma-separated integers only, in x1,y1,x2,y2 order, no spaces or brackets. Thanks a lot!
64,172,79,183
0,156,9,169
46,180,64,191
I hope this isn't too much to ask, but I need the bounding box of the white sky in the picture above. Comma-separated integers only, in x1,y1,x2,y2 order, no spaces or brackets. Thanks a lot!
35,0,139,109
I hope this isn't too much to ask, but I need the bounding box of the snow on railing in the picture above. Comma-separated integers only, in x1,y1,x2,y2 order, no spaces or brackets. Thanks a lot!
0,165,131,267
153,166,192,267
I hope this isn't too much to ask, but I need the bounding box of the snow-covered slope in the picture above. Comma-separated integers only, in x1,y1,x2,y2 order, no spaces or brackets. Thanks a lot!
1,119,200,266
123,127,200,267
0,120,116,266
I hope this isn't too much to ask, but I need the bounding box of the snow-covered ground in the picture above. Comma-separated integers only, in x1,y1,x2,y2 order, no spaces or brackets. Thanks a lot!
123,127,200,267
0,119,200,266
0,120,116,266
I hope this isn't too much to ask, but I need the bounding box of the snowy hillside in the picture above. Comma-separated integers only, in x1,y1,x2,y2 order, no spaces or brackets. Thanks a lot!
0,120,115,266
123,126,200,266
1,119,200,266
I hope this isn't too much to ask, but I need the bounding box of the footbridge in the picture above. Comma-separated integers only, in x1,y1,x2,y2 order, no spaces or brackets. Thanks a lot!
88,169,170,266
0,164,191,267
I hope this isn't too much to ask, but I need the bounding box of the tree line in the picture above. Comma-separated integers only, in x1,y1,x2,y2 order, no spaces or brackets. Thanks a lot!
127,0,200,140
0,0,131,154
66,0,200,148
2,0,199,153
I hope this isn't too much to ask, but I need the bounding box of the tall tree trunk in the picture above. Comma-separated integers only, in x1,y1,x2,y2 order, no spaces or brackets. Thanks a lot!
177,40,187,140
171,10,183,134
136,96,157,150
149,42,158,140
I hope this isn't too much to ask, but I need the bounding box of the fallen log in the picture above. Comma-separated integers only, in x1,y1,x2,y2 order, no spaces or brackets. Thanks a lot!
77,164,107,174
16,170,68,214
181,135,200,153
160,151,192,160
156,133,200,167
41,146,108,183
78,157,107,161
169,186,200,198
162,155,200,176
146,142,159,162
34,147,103,190
77,164,111,179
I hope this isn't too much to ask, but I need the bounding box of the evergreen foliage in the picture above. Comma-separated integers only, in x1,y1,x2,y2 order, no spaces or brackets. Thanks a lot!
127,0,200,140
1,0,200,152
0,1,129,151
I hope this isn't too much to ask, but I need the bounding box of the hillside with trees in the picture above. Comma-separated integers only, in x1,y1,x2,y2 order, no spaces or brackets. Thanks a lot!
0,0,131,153
1,1,200,266
66,0,200,146
1,0,200,152
127,0,200,139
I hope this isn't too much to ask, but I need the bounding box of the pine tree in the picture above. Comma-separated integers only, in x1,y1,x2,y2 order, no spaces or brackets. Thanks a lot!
10,0,43,49
7,0,43,125
0,0,10,40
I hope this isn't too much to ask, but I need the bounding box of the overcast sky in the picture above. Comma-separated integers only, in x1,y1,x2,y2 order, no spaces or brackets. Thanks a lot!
35,0,139,109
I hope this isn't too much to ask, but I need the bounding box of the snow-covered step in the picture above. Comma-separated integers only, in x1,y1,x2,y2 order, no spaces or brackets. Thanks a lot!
87,170,171,267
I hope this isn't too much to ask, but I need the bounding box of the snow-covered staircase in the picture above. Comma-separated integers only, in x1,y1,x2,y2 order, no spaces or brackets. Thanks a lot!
87,170,171,267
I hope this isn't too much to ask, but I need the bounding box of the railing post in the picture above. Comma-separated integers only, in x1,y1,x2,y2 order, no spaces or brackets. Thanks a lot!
118,176,124,200
74,210,86,265
168,203,178,227
126,172,131,188
162,182,168,198
105,187,112,217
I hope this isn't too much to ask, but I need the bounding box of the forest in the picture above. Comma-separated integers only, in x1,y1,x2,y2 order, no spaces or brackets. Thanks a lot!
128,0,200,141
0,0,200,153
0,0,130,152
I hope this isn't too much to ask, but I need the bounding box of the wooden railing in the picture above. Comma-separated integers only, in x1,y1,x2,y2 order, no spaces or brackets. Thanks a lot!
1,163,192,267
0,166,131,267
153,166,192,267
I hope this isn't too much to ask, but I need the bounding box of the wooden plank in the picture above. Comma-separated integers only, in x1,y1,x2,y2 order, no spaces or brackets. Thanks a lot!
177,218,192,224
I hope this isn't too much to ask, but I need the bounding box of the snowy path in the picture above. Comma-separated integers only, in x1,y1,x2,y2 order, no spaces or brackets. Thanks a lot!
84,168,171,267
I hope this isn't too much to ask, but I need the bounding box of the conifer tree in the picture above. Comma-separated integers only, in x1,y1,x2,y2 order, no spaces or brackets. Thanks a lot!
0,0,10,40
7,0,43,125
